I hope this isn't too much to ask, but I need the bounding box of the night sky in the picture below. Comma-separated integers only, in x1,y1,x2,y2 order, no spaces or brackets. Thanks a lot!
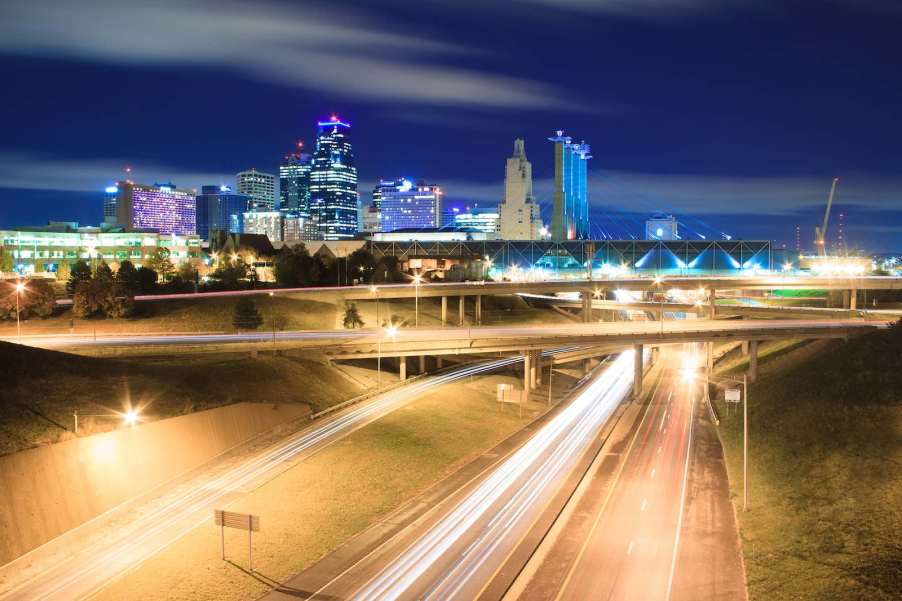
1,0,901,251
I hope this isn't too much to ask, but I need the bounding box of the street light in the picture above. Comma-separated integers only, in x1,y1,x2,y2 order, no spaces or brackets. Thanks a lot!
74,408,142,433
370,285,380,327
412,274,423,327
377,325,398,390
696,368,750,511
14,281,25,340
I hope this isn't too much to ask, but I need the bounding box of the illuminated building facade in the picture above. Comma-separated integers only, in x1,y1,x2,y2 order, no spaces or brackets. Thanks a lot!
1,224,200,276
453,206,500,235
645,213,679,241
115,181,196,236
103,185,119,224
279,146,312,214
237,169,276,211
498,139,542,240
549,131,591,240
243,211,283,243
379,179,442,232
309,116,358,240
195,185,250,240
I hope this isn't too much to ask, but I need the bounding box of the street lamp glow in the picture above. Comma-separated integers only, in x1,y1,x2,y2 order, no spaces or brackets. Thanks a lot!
370,285,377,294
15,282,25,293
385,325,398,338
123,410,139,426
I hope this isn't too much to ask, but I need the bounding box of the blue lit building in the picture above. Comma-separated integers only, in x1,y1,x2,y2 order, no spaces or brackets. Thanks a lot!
195,185,250,240
549,130,591,240
379,179,443,232
309,116,358,240
279,144,312,214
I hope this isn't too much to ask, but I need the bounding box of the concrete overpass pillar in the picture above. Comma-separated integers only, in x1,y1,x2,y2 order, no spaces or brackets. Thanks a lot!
441,296,448,326
523,350,532,392
535,353,542,385
476,295,482,325
849,289,858,311
582,293,592,323
419,355,426,374
708,287,717,319
633,344,644,399
706,341,714,372
748,340,758,383
741,340,749,356
459,295,465,326
842,290,851,309
399,356,407,381
436,356,443,369
529,352,538,390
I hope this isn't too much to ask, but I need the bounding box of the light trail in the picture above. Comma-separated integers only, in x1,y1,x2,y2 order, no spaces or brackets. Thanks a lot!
349,351,636,600
0,355,533,601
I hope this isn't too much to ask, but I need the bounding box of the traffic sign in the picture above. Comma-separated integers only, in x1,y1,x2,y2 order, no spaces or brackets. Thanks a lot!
725,388,741,402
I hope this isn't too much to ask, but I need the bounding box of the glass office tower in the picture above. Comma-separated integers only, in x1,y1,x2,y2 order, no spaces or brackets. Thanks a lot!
309,116,358,240
549,131,591,240
195,185,250,240
279,144,312,214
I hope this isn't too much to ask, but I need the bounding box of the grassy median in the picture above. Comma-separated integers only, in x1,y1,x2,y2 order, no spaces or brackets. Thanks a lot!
90,374,539,601
714,327,902,600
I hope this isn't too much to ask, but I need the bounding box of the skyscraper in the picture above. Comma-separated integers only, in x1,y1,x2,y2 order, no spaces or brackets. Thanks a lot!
498,139,543,240
549,131,591,240
279,143,312,214
379,179,442,232
236,169,276,211
195,185,250,240
309,116,358,240
115,181,196,236
103,184,119,225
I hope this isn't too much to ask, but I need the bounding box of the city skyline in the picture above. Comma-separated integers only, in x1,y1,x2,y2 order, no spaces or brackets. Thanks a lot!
1,1,901,250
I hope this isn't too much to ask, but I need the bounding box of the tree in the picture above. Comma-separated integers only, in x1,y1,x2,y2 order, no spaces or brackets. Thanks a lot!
72,278,112,318
66,260,92,296
95,261,113,282
0,279,56,320
146,248,175,281
137,266,158,294
116,260,141,295
274,244,321,287
0,246,13,272
232,298,263,330
347,248,377,283
343,302,365,329
211,261,249,289
101,283,135,318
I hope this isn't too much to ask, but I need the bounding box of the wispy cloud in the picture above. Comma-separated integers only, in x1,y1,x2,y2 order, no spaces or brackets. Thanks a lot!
0,0,577,110
0,152,231,194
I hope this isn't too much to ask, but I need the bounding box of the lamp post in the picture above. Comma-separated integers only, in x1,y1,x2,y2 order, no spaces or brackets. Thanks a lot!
377,325,398,390
704,369,750,511
412,274,422,328
14,281,25,340
370,285,380,327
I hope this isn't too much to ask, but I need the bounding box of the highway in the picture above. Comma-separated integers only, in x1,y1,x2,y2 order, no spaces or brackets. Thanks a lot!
301,350,637,600
548,346,699,601
0,356,528,601
7,318,889,359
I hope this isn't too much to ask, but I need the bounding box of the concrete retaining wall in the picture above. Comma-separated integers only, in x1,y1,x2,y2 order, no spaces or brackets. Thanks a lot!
0,402,309,565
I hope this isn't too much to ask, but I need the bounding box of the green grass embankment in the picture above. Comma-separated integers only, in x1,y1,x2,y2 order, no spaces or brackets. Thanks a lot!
713,326,902,600
1,342,370,455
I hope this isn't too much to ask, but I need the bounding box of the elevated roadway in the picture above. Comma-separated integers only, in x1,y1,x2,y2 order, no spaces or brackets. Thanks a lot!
11,319,890,361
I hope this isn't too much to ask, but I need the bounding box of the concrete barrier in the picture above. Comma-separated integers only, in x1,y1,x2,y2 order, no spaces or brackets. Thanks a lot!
0,402,309,566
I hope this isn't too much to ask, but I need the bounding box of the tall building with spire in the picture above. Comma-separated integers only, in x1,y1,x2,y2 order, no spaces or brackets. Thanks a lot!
498,139,543,240
279,142,312,214
549,131,591,240
309,115,358,240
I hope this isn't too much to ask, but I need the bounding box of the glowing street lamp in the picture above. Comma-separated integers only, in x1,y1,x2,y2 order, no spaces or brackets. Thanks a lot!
74,407,142,433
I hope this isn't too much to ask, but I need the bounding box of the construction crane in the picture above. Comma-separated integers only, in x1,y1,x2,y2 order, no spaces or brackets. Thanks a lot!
815,177,840,257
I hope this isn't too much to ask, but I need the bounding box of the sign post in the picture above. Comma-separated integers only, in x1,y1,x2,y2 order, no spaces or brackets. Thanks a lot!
214,510,260,572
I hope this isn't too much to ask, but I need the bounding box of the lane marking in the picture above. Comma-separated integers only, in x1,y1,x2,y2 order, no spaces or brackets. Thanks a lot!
650,468,656,479
627,541,634,556
640,499,647,512
664,380,697,601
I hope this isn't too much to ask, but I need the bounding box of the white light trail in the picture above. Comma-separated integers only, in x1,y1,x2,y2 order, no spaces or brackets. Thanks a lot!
351,351,635,600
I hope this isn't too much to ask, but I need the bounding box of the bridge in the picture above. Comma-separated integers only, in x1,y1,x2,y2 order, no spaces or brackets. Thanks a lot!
15,318,891,399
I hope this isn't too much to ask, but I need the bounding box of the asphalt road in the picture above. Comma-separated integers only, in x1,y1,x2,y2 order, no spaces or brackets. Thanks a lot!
0,357,525,601
552,346,700,601
301,351,638,600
